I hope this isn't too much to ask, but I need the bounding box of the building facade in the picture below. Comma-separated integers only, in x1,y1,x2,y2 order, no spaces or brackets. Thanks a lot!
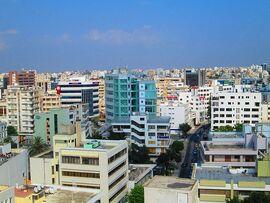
57,77,99,117
6,85,41,141
8,70,36,86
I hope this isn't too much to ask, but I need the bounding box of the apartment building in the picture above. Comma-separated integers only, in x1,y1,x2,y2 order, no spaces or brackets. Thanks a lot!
111,113,170,156
0,99,7,122
36,73,51,92
40,90,61,112
159,101,189,134
105,73,157,123
211,90,262,130
98,78,106,121
31,138,128,203
0,185,15,203
8,70,36,86
57,77,99,117
184,69,206,87
155,77,185,100
6,85,41,141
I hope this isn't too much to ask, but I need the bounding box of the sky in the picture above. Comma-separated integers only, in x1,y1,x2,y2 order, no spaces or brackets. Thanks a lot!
0,0,270,72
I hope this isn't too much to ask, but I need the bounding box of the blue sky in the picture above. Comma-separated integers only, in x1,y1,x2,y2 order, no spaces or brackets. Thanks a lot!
0,0,269,72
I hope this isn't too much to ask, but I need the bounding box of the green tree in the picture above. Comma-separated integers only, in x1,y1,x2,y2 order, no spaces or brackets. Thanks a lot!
215,125,234,132
226,192,270,203
168,140,184,163
170,140,184,152
91,129,103,139
28,136,49,157
7,126,17,136
129,143,151,164
3,136,17,148
108,129,126,140
125,185,144,203
179,123,191,135
226,197,242,203
234,123,243,132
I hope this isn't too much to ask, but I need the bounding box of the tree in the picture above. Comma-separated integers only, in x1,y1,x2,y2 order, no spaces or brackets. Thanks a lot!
7,126,17,136
28,136,49,157
125,185,144,203
179,123,191,135
226,192,270,203
91,129,103,139
3,136,17,148
129,143,151,164
170,140,184,152
215,125,234,132
234,123,243,132
107,129,126,140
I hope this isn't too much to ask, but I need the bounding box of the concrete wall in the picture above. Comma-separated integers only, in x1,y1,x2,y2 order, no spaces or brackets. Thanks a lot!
30,157,53,185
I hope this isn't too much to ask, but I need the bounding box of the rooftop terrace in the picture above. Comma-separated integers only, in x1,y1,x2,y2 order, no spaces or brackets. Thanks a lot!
196,166,270,185
145,175,196,191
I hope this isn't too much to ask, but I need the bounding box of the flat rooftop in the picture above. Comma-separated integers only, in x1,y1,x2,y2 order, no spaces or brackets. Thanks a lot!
36,150,54,158
145,175,196,191
0,185,9,192
196,167,270,185
129,164,155,182
45,189,95,203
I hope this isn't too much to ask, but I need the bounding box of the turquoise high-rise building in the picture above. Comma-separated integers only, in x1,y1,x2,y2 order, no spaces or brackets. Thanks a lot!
105,73,157,123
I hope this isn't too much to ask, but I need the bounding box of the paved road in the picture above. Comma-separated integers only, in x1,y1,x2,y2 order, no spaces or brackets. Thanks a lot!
179,124,210,178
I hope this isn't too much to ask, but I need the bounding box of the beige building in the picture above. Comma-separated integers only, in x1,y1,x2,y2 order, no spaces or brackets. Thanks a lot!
40,90,61,112
0,185,15,203
36,73,51,92
6,85,41,141
144,176,198,203
30,135,129,203
99,78,105,121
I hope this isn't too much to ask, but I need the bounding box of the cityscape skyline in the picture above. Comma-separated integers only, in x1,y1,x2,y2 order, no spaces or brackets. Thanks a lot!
0,0,270,72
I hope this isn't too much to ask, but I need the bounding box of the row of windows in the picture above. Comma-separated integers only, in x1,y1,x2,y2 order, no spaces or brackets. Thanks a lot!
62,156,99,165
109,161,126,176
62,171,100,178
213,120,258,124
108,148,127,164
109,173,126,190
213,108,260,112
213,114,259,118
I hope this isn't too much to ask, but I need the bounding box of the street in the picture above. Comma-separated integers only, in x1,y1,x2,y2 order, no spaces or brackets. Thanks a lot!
179,124,210,178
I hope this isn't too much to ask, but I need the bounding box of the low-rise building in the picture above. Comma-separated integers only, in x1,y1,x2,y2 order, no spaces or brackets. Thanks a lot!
0,144,28,186
0,185,15,203
144,176,198,203
195,165,270,203
30,136,129,203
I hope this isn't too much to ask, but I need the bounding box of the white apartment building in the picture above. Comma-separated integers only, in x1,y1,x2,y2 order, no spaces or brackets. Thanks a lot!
159,102,189,134
31,136,128,203
178,86,213,125
211,91,262,130
111,113,171,156
6,85,41,141
130,113,171,156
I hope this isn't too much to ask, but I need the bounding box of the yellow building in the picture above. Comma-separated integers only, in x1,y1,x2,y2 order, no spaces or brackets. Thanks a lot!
15,187,45,203
40,90,61,112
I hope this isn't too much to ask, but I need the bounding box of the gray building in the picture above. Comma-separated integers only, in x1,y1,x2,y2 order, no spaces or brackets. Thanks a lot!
0,144,28,186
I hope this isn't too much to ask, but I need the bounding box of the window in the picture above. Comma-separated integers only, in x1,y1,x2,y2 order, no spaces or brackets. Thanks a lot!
108,148,127,164
82,157,99,165
62,156,80,164
62,171,100,178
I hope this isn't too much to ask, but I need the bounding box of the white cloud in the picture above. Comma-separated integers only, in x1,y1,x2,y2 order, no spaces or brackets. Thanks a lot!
0,29,18,35
85,27,159,45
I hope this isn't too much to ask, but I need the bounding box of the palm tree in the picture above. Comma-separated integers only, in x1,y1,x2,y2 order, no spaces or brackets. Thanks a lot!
28,137,49,157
